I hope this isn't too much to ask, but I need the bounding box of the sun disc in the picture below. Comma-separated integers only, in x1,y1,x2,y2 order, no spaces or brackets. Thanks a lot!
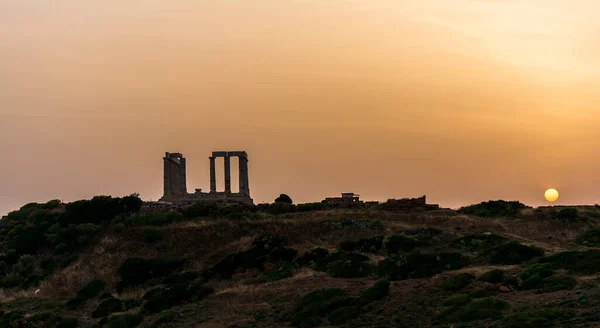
544,189,559,203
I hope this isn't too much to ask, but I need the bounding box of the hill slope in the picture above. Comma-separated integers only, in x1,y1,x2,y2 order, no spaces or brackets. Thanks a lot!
2,197,600,327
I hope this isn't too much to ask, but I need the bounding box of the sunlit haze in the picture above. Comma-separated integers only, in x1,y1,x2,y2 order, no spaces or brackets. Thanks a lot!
2,0,600,215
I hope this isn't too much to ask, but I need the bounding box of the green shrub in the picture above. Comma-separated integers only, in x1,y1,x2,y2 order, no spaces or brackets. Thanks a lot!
124,212,183,227
442,273,475,291
67,280,105,306
340,236,383,253
296,202,328,212
458,200,529,217
439,297,509,323
116,258,185,291
203,236,293,279
327,306,361,325
499,309,576,327
163,272,200,285
290,289,355,327
538,250,600,275
2,273,25,288
479,269,505,283
142,281,213,314
360,279,390,302
107,313,143,328
275,194,293,204
484,241,544,265
56,317,79,328
553,208,578,222
296,248,329,267
315,252,372,278
254,263,295,283
577,229,600,246
142,228,164,243
383,235,418,253
443,294,471,306
469,290,496,299
377,252,467,281
537,276,577,293
453,234,509,251
113,223,125,233
93,298,125,318
518,263,553,290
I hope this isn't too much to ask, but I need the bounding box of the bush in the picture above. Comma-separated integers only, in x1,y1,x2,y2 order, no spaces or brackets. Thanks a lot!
577,229,600,246
142,228,164,243
383,235,418,253
203,235,294,279
327,306,361,325
479,269,505,283
537,276,577,293
254,263,295,283
458,200,529,217
315,252,372,278
107,314,143,328
339,236,383,253
453,234,508,251
439,297,509,323
441,273,475,291
377,252,467,281
470,290,496,299
56,317,79,328
275,194,293,204
93,298,125,318
538,250,600,275
68,280,105,306
484,241,544,265
290,289,355,327
360,279,390,302
296,248,329,267
553,208,579,222
499,309,576,327
443,294,471,307
117,258,185,290
142,281,214,314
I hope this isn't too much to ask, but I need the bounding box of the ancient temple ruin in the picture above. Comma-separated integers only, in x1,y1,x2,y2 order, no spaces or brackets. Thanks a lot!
160,151,254,205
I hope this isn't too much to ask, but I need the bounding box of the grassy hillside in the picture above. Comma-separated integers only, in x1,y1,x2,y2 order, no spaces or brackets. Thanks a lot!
2,197,600,327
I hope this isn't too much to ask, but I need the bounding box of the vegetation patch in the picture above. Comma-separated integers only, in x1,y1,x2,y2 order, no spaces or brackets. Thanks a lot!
67,279,105,306
252,262,295,283
339,236,383,253
441,273,475,291
296,248,329,267
107,313,143,328
479,269,505,283
498,309,576,328
117,258,185,291
322,252,372,278
484,241,544,265
289,288,356,327
142,227,164,243
552,208,579,222
142,280,213,314
538,250,600,275
438,297,509,323
92,297,141,318
453,234,509,251
577,229,600,247
383,235,418,253
203,235,297,279
377,252,467,280
458,200,529,217
360,279,390,302
443,294,471,307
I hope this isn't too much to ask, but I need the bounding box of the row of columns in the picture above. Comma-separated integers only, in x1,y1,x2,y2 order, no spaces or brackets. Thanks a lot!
209,151,250,196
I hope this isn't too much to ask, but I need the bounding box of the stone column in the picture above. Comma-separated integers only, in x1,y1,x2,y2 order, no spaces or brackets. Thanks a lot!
179,157,187,195
224,155,231,193
209,157,216,193
239,156,249,196
163,154,171,196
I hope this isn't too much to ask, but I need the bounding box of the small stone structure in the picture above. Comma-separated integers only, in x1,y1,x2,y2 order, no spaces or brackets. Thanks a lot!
325,193,363,205
160,151,254,205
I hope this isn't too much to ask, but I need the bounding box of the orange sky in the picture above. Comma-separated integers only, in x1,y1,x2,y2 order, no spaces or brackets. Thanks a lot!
1,0,600,214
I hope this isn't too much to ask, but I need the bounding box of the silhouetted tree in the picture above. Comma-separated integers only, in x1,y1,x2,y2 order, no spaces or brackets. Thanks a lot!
274,194,293,204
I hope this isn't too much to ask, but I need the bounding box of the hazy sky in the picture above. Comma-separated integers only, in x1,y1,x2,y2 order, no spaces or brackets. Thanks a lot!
2,0,600,215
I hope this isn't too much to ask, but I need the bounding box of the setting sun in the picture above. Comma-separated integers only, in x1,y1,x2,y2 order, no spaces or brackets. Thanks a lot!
544,189,560,203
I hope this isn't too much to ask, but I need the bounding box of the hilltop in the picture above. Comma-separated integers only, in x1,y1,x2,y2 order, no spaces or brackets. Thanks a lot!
2,196,600,327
